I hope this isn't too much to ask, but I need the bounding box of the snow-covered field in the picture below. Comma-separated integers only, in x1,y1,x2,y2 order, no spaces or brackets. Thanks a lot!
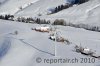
0,0,100,66
0,19,100,66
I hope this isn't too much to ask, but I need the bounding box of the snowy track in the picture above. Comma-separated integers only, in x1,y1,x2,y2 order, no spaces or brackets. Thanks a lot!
9,36,55,56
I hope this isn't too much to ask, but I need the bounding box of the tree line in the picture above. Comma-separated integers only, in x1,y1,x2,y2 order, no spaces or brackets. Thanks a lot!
50,3,72,14
52,19,100,32
0,14,99,32
49,0,89,14
78,0,89,4
0,14,50,24
0,14,14,20
16,17,50,24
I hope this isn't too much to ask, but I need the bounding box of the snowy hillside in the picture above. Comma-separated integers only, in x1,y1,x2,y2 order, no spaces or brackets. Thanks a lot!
0,0,100,27
0,0,39,15
43,0,100,26
0,20,100,66
9,0,100,27
14,0,66,17
0,0,100,66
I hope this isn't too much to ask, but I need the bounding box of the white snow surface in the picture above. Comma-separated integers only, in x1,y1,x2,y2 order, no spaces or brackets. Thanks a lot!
44,0,100,26
0,0,39,15
0,19,100,66
0,0,100,26
0,0,100,66
14,0,100,26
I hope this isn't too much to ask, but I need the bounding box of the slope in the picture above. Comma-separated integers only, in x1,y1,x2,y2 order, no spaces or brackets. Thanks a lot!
14,0,100,27
41,0,100,26
14,0,66,17
0,19,100,66
0,0,39,15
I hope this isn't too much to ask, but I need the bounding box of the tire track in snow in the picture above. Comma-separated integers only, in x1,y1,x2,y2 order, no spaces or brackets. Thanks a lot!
8,36,55,56
86,4,100,17
20,39,55,56
86,4,100,13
